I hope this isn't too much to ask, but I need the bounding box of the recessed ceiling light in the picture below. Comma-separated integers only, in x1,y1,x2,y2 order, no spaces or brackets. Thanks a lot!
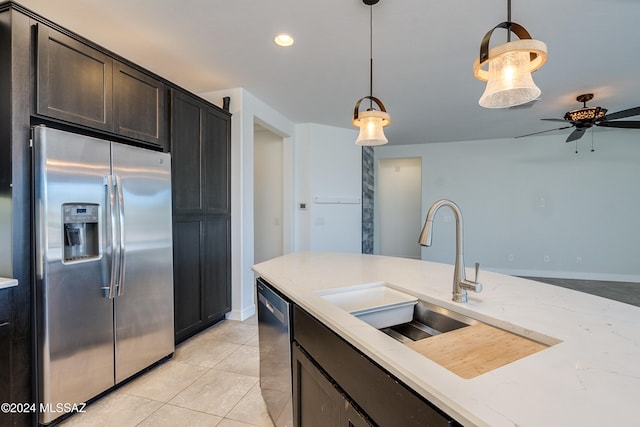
274,34,294,47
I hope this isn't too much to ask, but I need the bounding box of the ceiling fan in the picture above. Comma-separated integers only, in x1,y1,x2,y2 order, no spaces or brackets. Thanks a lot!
518,94,640,142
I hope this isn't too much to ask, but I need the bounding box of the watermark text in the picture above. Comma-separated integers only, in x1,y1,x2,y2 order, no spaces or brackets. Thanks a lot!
1,402,87,414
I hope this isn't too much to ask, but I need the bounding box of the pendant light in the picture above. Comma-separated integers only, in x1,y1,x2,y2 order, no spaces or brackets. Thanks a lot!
473,0,547,108
352,0,390,146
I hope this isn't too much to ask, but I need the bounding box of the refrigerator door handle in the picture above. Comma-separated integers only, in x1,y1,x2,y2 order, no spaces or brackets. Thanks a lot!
35,171,46,280
105,175,119,299
115,175,126,296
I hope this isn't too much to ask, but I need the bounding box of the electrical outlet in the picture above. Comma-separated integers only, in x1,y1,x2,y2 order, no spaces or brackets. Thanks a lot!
576,256,583,264
544,255,550,263
508,254,514,262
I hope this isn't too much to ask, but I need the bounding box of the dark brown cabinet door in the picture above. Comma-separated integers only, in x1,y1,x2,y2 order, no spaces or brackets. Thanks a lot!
203,216,231,320
113,61,166,148
171,89,231,343
204,108,231,214
172,220,203,338
171,91,204,214
36,23,113,130
344,401,373,427
293,344,343,427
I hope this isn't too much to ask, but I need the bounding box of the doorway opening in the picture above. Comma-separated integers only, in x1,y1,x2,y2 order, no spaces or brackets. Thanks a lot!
376,157,422,259
253,124,284,264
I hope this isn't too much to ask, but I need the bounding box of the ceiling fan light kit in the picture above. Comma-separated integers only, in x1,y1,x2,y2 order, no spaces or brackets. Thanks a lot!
516,93,640,144
352,0,390,146
474,0,547,108
564,94,606,122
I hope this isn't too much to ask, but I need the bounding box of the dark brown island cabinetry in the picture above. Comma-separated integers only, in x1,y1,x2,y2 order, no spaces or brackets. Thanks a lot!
293,305,461,427
293,344,372,427
171,89,231,343
35,23,166,148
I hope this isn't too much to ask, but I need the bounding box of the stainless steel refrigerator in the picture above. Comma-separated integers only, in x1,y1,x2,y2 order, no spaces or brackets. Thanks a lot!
33,126,175,425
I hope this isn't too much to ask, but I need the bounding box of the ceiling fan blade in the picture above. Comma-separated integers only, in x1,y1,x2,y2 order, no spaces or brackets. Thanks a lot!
516,126,573,138
597,120,640,129
541,118,568,123
602,106,640,121
566,128,586,142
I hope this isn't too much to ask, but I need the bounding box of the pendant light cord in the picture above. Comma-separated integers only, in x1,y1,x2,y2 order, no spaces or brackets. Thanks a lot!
506,0,512,42
369,3,374,110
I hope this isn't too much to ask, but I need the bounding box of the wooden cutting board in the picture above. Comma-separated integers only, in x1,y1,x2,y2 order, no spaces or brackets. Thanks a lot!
407,323,549,379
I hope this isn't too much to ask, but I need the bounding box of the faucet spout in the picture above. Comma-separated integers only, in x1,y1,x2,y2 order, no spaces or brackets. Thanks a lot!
419,199,482,303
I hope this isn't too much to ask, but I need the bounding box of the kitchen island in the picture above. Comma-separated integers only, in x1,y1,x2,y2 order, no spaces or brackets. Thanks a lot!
253,252,640,427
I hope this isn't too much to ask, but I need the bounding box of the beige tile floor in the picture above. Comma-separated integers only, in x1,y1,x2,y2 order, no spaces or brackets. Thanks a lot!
60,316,275,427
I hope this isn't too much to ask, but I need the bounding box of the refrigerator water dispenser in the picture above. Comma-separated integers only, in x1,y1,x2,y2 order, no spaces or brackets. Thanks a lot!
63,203,99,262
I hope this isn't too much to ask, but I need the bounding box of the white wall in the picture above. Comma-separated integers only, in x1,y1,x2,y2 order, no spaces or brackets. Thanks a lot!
375,130,640,282
294,123,362,253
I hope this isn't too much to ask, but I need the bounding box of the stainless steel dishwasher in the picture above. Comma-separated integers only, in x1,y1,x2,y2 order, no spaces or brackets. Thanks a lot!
257,277,293,427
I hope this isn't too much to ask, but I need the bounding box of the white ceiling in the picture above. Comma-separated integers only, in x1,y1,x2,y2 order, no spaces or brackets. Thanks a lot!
17,0,640,145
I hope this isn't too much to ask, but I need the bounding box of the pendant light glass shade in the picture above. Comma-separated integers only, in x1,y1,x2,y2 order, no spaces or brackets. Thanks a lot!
353,110,390,146
478,49,541,108
473,1,547,109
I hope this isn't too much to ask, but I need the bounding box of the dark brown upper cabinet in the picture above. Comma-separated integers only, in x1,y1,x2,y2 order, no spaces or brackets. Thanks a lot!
113,61,166,146
36,23,167,149
36,23,113,131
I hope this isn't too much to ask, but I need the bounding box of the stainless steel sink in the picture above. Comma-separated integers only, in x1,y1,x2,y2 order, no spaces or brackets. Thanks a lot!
379,300,479,343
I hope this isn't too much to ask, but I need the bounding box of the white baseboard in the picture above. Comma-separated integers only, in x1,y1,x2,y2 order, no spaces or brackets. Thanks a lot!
225,304,256,321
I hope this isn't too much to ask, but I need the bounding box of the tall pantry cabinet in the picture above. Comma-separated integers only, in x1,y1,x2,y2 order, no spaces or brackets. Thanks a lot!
171,89,232,343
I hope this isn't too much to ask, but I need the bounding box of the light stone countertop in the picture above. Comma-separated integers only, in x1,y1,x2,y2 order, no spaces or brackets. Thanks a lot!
0,277,18,290
253,252,640,427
